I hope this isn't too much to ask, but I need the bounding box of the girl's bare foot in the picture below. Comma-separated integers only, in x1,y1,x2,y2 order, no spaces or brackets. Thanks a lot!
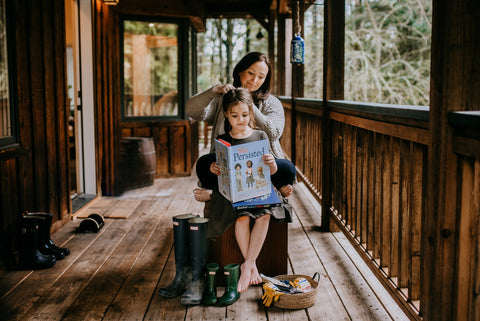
249,264,262,285
279,184,293,198
193,188,212,202
238,262,254,292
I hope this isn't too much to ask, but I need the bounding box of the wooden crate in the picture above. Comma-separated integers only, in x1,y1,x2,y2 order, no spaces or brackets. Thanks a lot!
208,220,288,286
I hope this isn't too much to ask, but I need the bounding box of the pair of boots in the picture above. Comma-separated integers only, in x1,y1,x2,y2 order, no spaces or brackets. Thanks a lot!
18,212,70,269
204,262,240,306
158,214,209,305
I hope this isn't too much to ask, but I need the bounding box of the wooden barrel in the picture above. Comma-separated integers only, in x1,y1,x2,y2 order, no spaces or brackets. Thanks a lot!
118,137,156,192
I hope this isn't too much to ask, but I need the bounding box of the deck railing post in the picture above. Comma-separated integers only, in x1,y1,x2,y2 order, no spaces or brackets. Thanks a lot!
322,0,345,231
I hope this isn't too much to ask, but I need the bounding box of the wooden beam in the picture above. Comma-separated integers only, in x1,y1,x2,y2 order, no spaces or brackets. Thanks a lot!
251,13,269,30
278,0,289,14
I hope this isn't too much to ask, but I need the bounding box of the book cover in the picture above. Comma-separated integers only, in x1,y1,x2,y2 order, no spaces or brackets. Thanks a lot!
215,138,272,203
232,185,282,210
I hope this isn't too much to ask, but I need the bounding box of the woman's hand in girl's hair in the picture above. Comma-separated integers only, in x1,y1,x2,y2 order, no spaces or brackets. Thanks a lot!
262,154,278,175
212,84,235,95
210,162,221,176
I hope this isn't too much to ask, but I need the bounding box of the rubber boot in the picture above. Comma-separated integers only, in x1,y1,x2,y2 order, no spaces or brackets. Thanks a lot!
25,213,70,260
217,263,240,306
18,216,56,270
181,217,209,305
203,262,219,305
158,213,198,298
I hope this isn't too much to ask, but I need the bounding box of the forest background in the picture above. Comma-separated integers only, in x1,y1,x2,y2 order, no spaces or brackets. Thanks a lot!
196,0,432,107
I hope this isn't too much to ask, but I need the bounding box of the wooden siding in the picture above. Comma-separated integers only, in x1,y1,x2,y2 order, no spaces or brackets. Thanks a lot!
0,0,69,268
93,2,199,196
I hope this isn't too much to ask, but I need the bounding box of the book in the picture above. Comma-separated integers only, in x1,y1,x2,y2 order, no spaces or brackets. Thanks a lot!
232,184,282,210
215,138,272,203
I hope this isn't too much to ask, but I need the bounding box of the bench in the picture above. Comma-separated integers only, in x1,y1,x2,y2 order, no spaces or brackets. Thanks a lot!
207,219,288,286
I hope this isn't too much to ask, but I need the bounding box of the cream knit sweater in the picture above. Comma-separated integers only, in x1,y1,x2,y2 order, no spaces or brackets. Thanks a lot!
186,87,286,159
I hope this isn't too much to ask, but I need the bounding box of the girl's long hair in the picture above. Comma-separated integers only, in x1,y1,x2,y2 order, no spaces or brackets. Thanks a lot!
223,87,256,134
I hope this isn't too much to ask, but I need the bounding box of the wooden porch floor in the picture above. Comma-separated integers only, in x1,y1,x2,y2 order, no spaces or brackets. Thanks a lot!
0,175,409,321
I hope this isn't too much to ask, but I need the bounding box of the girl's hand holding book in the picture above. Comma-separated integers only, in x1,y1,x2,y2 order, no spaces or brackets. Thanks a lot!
210,162,221,176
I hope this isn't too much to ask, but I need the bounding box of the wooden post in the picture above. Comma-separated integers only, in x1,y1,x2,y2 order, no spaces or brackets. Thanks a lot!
291,0,304,165
322,0,345,231
268,9,276,95
276,14,286,96
424,0,480,320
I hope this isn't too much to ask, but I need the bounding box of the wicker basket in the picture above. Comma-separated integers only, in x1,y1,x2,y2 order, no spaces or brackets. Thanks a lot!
272,273,320,309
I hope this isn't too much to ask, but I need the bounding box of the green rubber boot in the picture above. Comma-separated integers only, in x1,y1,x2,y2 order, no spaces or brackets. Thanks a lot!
203,263,219,305
217,263,240,306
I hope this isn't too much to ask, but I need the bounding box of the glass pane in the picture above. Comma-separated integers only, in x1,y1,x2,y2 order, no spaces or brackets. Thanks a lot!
345,0,431,106
123,20,178,117
0,0,11,137
304,3,324,98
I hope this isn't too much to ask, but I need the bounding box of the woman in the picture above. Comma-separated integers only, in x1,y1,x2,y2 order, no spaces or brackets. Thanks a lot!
186,52,295,201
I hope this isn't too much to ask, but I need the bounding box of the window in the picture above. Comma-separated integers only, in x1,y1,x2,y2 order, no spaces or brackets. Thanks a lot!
304,2,324,98
0,0,15,147
344,0,432,106
122,19,182,119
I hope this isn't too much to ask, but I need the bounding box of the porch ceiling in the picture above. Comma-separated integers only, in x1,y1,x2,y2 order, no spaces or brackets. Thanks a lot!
115,0,291,32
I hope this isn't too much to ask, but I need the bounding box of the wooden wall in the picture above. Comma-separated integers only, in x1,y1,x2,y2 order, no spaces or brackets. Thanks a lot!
0,0,69,268
93,2,198,196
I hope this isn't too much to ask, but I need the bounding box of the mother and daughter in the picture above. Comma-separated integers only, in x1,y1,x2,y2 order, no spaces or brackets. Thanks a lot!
186,52,295,293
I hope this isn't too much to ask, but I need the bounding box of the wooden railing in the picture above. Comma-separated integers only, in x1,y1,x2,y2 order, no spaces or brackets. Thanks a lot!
448,111,480,321
280,98,480,320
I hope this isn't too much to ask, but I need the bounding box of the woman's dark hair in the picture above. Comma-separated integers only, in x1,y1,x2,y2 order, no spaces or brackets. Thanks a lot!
232,52,272,104
222,87,255,134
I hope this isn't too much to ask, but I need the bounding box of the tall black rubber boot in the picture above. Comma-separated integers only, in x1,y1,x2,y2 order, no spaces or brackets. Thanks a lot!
158,213,199,298
18,216,56,270
181,217,209,305
25,212,70,260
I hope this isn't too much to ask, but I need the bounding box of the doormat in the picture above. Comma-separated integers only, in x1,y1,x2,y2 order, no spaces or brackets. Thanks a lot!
72,194,97,213
75,198,141,219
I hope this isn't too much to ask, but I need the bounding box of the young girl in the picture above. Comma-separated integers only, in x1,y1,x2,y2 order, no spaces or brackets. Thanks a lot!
189,52,296,203
207,87,282,292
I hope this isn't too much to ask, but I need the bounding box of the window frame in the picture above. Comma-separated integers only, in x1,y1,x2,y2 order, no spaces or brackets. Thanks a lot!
0,0,18,149
119,15,188,122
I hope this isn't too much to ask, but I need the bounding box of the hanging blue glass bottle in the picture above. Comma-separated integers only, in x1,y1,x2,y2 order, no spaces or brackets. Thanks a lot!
290,33,305,64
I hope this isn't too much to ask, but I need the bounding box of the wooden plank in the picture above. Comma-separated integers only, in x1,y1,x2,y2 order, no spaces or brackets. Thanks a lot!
390,138,401,282
367,132,375,253
224,283,267,320
103,199,142,218
0,219,116,320
113,177,198,320
399,141,411,289
19,220,141,319
381,135,392,270
350,125,358,234
292,182,397,320
333,232,410,321
455,157,474,321
472,160,480,321
59,200,158,320
329,111,429,145
373,133,383,260
288,183,350,320
75,197,118,218
409,143,424,301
